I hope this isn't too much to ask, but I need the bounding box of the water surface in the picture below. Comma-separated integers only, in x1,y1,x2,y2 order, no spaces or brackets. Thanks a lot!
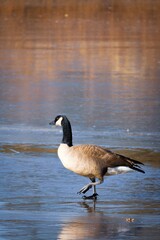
0,145,160,240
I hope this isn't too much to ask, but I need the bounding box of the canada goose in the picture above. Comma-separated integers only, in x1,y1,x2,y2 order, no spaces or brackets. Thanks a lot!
49,115,145,199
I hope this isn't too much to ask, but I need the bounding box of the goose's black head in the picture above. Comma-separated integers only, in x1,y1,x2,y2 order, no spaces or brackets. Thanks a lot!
49,115,69,126
49,115,73,146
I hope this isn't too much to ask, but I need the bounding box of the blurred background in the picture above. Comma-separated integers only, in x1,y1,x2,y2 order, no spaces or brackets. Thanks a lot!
0,0,160,149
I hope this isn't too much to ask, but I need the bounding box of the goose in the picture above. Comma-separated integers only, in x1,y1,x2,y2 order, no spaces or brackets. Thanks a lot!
49,115,145,199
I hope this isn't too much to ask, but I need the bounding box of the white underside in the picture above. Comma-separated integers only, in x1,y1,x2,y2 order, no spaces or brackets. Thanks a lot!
107,166,133,175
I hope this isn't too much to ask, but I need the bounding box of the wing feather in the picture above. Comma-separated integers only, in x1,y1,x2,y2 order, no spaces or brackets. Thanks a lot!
71,144,145,174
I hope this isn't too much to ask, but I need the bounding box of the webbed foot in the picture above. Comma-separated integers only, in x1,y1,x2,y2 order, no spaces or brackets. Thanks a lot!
82,193,99,200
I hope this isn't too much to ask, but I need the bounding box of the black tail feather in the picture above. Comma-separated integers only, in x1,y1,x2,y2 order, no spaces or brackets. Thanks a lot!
130,158,144,165
131,165,145,174
117,154,145,173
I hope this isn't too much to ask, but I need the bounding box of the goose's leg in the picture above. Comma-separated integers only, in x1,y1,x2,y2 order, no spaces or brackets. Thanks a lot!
82,178,99,200
78,178,103,199
91,178,97,196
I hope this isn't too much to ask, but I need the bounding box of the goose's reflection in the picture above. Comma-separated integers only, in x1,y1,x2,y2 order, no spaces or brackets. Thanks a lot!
58,201,132,240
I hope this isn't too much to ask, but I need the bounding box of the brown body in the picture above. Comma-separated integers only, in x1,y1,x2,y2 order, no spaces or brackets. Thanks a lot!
58,143,144,181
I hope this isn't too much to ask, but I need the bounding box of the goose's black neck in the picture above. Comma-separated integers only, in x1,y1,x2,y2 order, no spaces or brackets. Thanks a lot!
62,117,73,147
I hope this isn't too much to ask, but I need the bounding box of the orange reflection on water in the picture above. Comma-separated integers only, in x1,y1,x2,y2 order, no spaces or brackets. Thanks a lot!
0,0,159,124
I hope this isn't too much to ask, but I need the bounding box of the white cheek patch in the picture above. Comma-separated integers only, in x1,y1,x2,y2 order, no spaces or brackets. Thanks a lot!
55,117,63,126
